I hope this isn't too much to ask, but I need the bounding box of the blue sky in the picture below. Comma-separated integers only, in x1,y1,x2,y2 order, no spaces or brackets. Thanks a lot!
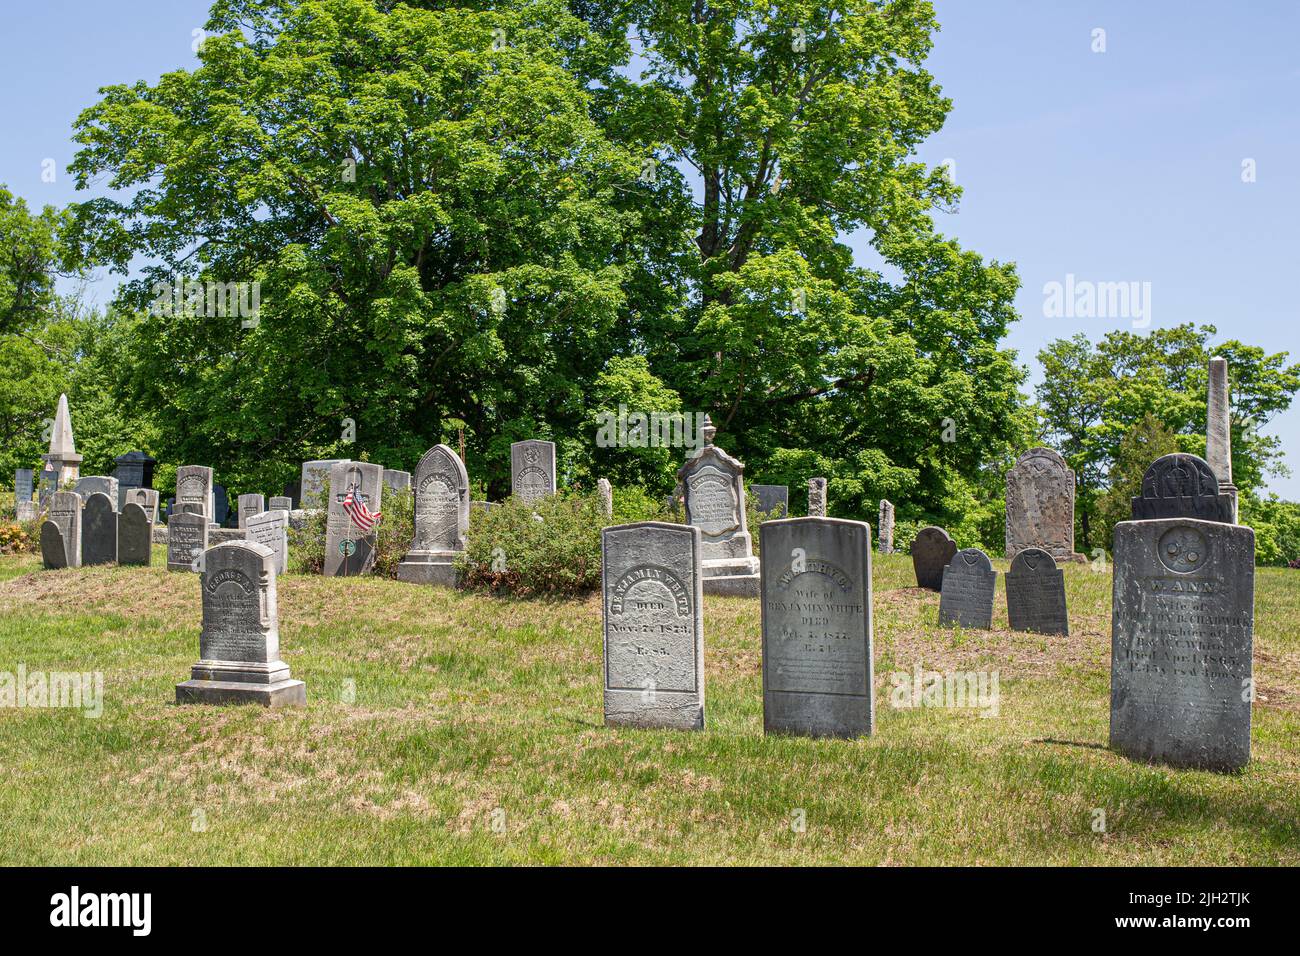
3,1,1297,495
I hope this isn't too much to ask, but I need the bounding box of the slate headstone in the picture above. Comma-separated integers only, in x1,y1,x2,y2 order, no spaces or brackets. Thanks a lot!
324,460,384,576
677,417,759,596
213,484,231,526
301,459,348,509
1131,453,1234,524
382,469,411,494
761,517,874,738
113,450,156,492
808,477,827,517
1005,547,1068,636
878,499,894,554
81,492,118,565
117,502,153,566
40,521,68,570
753,484,789,518
167,511,209,573
511,440,556,504
46,491,81,567
938,547,997,629
175,465,215,520
1110,516,1254,771
75,475,119,510
601,522,705,730
911,526,957,591
237,493,265,529
397,445,468,586
122,487,159,523
1005,447,1078,561
245,509,289,575
176,540,306,707
15,468,34,502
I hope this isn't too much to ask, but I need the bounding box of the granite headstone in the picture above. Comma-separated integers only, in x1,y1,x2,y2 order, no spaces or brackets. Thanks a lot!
753,484,789,518
324,461,384,576
81,492,118,566
677,417,759,596
511,440,556,504
397,445,468,587
237,493,265,529
245,509,289,575
167,511,209,573
878,499,894,554
45,491,81,567
75,476,119,510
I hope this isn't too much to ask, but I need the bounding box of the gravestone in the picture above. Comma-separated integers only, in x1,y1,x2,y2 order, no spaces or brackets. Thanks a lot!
113,450,156,494
752,484,789,518
176,540,306,707
938,548,997,629
117,502,152,566
601,522,705,730
1005,547,1068,636
382,469,411,494
1206,357,1239,522
1110,516,1254,771
397,445,468,587
301,460,348,509
324,461,384,576
282,481,302,509
38,468,60,506
15,469,34,502
761,517,874,738
81,492,118,566
808,478,827,517
213,484,231,526
237,493,265,529
878,499,894,554
677,417,760,596
122,487,159,523
597,478,614,518
40,521,68,569
175,465,215,520
511,440,556,504
269,496,293,512
911,526,956,591
1131,453,1234,524
167,512,209,573
15,501,37,522
245,509,289,575
1005,447,1080,561
46,492,82,567
75,475,119,510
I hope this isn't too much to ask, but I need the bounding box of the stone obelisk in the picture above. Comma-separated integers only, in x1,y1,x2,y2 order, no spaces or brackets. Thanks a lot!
43,393,82,485
1206,356,1238,523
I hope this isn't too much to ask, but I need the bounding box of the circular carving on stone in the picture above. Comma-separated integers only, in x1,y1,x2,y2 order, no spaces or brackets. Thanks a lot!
1157,526,1207,573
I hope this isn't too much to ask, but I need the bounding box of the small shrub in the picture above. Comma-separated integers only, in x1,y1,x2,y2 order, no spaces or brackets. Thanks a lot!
0,522,31,555
460,492,606,598
288,507,327,575
373,486,415,579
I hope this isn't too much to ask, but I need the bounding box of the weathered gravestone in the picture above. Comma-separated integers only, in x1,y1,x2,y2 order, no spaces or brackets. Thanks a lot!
1005,447,1080,561
237,493,265,529
808,477,827,517
301,460,348,510
75,475,119,509
938,548,997,629
1005,547,1068,636
37,468,60,506
46,492,81,567
15,501,38,522
597,477,613,518
81,492,118,566
511,440,556,504
213,484,231,526
40,521,68,569
175,540,306,707
761,517,874,738
117,502,152,566
268,496,293,512
245,509,289,575
167,511,209,573
601,522,705,730
878,499,895,554
324,461,384,577
397,445,468,586
752,484,789,518
175,465,215,520
382,469,411,494
1131,453,1234,524
1206,356,1239,523
15,469,34,502
1110,516,1254,771
911,526,956,591
122,487,159,523
677,417,760,596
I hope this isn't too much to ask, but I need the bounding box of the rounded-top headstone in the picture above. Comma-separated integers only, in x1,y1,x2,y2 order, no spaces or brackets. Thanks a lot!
1006,547,1068,636
937,546,997,630
1132,453,1233,523
911,526,957,591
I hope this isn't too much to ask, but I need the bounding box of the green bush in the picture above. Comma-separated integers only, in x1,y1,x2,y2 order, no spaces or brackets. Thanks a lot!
287,479,415,579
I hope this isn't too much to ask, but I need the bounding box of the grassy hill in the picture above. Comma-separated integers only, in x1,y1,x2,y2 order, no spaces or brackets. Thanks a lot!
0,549,1296,865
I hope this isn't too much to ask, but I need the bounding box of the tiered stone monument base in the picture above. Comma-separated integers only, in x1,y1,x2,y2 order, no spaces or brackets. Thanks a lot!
176,660,305,707
396,551,461,587
702,556,760,597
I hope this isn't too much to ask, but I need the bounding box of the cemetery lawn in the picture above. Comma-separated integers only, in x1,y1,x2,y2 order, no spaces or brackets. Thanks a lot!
0,550,1297,866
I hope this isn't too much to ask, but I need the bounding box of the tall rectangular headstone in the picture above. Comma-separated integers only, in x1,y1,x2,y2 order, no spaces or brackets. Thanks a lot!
268,496,293,512
1005,548,1068,636
175,465,215,520
45,492,81,567
38,468,61,506
398,445,469,586
301,459,348,509
245,509,289,575
938,548,997,629
1110,517,1254,771
81,492,118,565
15,469,34,502
510,440,556,504
807,478,827,517
752,484,788,518
597,477,613,518
877,499,894,554
237,493,265,529
1206,357,1238,523
1005,447,1080,561
122,487,159,523
601,522,705,730
117,502,153,566
324,461,384,576
167,511,209,573
761,517,874,738
176,540,306,707
75,475,119,510
677,420,759,596
382,469,411,494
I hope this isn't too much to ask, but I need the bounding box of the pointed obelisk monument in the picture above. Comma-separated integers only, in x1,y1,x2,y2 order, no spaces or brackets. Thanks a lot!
43,393,82,486
1206,356,1238,523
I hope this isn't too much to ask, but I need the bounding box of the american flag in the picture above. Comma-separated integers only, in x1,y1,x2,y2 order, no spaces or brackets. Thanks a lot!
342,488,382,531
